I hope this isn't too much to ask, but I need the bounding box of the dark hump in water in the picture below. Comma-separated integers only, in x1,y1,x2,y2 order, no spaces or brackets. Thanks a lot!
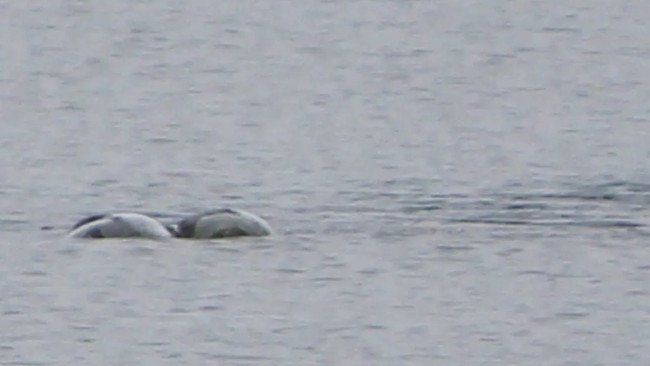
174,209,239,238
71,214,108,230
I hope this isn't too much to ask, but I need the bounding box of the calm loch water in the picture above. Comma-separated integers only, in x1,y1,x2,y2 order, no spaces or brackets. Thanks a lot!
2,1,650,364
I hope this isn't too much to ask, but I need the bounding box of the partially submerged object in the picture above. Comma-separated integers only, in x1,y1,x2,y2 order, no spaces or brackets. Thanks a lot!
67,209,271,240
67,212,173,240
172,209,272,239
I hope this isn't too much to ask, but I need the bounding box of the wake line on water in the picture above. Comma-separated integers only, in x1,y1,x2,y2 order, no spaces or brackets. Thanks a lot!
402,181,650,231
446,217,643,229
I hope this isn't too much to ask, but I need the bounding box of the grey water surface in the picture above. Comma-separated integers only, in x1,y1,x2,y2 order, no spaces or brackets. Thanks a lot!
2,1,650,365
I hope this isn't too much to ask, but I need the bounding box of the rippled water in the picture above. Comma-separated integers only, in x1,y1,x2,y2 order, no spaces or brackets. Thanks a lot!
2,1,650,364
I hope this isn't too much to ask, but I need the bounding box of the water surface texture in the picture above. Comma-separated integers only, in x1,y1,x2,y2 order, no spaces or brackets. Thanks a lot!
2,1,650,365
